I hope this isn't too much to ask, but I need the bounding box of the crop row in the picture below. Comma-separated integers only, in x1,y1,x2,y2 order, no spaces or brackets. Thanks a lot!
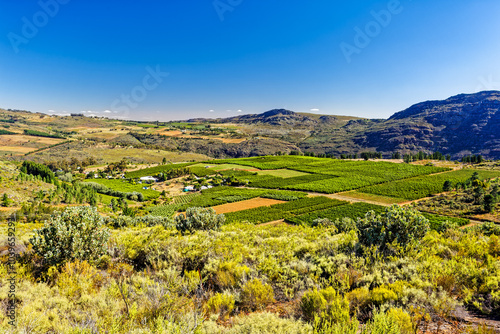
359,170,500,200
83,179,160,200
178,186,308,210
420,212,470,231
249,174,336,189
126,162,196,178
224,196,346,224
286,202,385,226
148,204,182,218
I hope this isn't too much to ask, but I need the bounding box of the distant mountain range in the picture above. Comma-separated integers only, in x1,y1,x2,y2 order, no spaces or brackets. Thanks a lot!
188,91,500,159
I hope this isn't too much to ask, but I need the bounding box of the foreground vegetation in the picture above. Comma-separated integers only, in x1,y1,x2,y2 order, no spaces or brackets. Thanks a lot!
1,205,499,333
1,153,500,333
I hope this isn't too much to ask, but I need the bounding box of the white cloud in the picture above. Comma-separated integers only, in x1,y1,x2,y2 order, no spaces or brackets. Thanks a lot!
103,110,112,113
237,109,243,113
310,108,320,112
209,109,215,113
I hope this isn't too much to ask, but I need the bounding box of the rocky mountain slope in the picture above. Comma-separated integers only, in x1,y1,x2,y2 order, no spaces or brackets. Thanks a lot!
198,91,500,159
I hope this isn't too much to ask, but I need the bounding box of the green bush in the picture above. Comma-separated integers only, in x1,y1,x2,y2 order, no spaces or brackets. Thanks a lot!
357,205,430,254
174,207,225,234
241,278,275,311
30,206,110,267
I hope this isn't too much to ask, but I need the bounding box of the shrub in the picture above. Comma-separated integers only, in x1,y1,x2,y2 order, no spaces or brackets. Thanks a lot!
56,261,104,299
30,206,110,267
205,312,313,334
362,309,408,334
241,278,275,311
357,205,430,254
301,287,351,326
370,286,398,306
205,292,235,319
175,207,225,235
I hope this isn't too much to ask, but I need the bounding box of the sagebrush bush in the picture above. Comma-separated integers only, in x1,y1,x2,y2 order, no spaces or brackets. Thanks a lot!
30,206,110,267
175,207,225,234
241,278,275,311
205,292,235,319
301,286,352,328
357,205,430,254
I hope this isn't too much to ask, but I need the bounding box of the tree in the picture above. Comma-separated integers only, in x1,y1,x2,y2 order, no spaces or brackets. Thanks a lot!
30,206,110,267
1,193,12,207
484,194,497,213
175,207,225,235
443,180,453,192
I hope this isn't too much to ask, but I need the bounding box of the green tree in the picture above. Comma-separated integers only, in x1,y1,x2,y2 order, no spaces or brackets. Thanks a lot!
484,194,497,213
30,206,110,267
443,180,453,192
1,193,12,207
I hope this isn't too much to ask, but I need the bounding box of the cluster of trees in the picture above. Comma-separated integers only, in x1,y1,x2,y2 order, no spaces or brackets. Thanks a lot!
461,154,484,164
156,167,191,182
360,152,383,160
45,157,97,172
23,129,66,139
403,151,450,163
20,161,56,183
104,158,129,173
443,172,499,213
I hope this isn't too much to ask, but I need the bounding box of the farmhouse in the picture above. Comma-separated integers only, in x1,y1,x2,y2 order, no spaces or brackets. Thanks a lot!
139,176,158,182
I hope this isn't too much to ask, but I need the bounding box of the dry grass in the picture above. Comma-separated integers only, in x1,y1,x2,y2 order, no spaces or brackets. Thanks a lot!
211,197,286,214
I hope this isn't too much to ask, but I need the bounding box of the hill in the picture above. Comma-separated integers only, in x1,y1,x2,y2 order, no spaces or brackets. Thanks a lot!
1,91,500,160
187,91,500,159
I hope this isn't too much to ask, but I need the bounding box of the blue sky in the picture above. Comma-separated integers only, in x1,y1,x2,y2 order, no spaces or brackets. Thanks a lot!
1,0,499,121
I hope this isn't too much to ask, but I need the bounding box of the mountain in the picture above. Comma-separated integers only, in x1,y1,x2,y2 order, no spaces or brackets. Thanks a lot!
192,91,500,159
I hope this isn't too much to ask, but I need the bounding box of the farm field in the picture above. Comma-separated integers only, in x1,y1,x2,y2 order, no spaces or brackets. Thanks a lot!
190,163,258,171
211,197,286,214
83,178,160,201
339,191,406,204
254,169,310,178
224,196,346,224
359,169,500,200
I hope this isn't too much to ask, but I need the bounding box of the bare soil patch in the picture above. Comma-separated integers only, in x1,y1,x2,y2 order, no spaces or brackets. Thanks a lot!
212,198,286,214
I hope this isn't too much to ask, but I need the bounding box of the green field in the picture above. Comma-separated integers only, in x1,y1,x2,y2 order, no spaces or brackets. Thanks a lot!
177,186,308,210
224,196,346,224
126,162,196,178
205,156,448,194
83,179,160,200
359,169,500,200
287,202,385,226
255,169,310,178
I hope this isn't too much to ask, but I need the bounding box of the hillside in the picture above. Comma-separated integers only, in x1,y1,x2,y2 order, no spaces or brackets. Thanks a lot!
189,91,500,159
1,91,500,160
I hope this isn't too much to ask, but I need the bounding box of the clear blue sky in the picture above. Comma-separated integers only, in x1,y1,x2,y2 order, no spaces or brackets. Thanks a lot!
1,0,499,121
